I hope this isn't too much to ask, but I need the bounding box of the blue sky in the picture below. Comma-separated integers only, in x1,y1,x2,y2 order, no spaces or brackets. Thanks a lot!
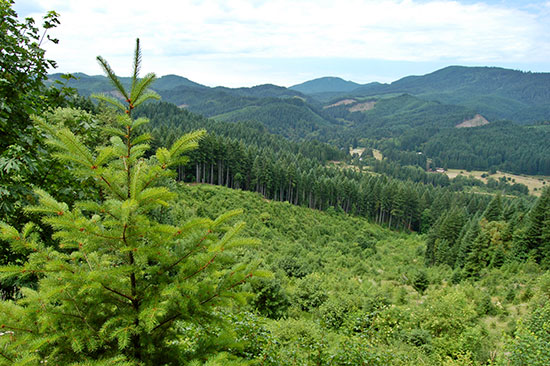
14,0,550,87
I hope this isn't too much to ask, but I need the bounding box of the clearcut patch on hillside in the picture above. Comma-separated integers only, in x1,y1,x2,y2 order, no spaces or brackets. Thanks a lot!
350,147,366,156
349,101,376,112
323,99,357,109
455,114,489,128
445,169,550,196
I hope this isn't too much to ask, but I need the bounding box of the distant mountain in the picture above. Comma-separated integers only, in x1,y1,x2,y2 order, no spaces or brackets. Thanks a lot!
49,67,550,175
217,84,304,99
50,65,550,128
290,77,362,94
48,73,312,119
349,66,550,123
322,93,478,139
149,74,206,90
48,73,206,95
158,83,312,117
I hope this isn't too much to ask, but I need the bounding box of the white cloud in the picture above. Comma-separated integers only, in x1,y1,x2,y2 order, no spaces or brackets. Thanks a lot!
29,0,550,86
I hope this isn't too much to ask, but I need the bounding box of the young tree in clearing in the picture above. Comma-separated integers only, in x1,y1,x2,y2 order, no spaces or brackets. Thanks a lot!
0,39,260,365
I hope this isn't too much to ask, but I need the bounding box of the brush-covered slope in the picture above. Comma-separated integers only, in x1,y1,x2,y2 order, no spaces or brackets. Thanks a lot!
173,183,547,366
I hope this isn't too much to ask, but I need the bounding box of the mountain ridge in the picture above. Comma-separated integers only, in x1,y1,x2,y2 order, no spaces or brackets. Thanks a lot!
49,65,550,124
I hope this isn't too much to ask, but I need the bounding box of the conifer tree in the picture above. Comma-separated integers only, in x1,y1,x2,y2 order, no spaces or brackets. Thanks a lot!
0,39,260,365
522,187,550,264
482,193,502,222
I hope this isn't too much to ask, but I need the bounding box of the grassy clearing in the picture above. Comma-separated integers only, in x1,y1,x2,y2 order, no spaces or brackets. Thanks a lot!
349,147,383,161
350,147,365,156
372,149,383,161
446,169,550,196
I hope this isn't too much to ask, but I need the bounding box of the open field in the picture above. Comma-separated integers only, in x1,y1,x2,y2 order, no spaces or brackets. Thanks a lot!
445,169,550,196
372,149,383,161
350,147,365,156
349,147,383,161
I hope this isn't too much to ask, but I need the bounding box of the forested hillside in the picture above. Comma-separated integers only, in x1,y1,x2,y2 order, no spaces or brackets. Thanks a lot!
2,2,550,365
323,93,477,138
51,66,550,176
347,66,550,123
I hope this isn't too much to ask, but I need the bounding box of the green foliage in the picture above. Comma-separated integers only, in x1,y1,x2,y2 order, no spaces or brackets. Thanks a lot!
411,269,429,294
0,1,61,223
0,3,107,301
0,40,259,365
1,6,547,364
249,277,290,319
498,299,550,365
173,184,545,365
518,187,550,265
0,1,59,133
295,272,329,311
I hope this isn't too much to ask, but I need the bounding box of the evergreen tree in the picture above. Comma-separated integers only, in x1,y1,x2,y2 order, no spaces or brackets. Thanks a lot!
455,217,481,268
0,39,260,365
482,193,502,222
520,187,550,264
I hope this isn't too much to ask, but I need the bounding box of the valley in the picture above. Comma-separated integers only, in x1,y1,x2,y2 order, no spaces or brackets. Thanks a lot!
2,9,549,363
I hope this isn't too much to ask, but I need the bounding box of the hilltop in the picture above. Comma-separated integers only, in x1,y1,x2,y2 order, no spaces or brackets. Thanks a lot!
290,76,361,94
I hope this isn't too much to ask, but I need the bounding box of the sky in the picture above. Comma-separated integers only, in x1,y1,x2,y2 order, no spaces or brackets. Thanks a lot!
14,0,550,87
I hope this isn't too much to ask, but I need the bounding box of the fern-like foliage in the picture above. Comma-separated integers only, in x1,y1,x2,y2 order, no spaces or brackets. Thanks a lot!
0,40,260,365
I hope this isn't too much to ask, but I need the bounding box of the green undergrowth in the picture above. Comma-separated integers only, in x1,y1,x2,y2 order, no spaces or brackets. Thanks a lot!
173,184,547,365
